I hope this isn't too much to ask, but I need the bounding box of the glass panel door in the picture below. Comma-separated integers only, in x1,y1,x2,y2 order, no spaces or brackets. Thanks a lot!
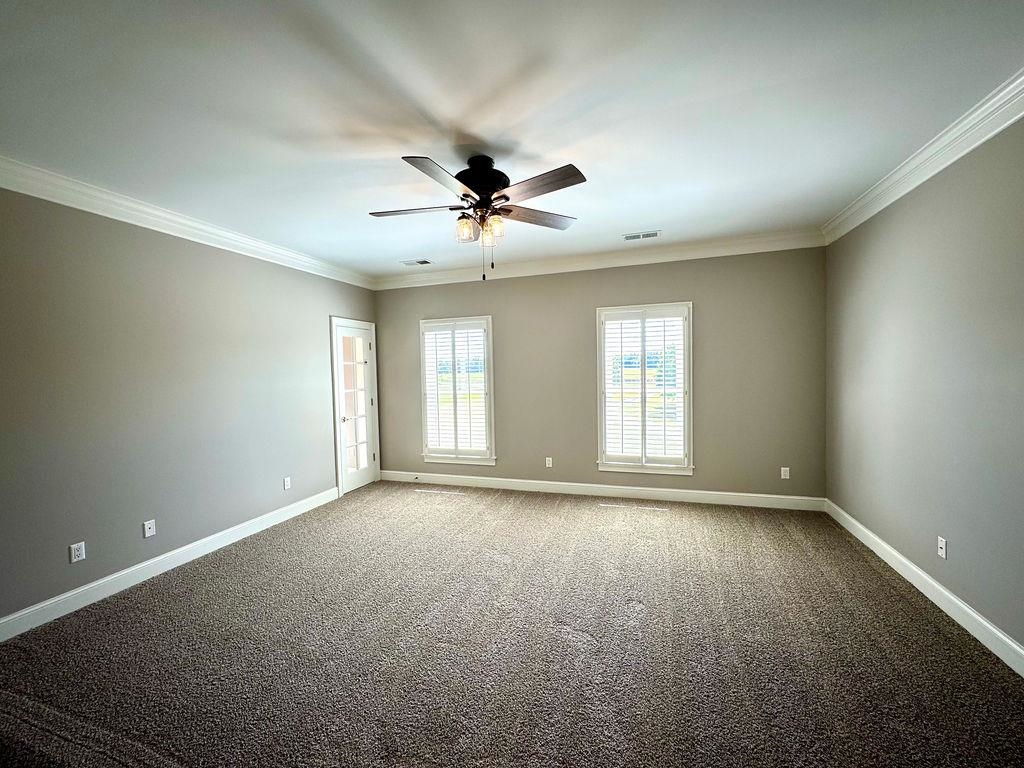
333,320,378,493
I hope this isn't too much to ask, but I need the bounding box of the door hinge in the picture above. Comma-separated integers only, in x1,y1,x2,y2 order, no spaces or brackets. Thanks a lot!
370,397,374,406
368,342,372,350
373,452,376,462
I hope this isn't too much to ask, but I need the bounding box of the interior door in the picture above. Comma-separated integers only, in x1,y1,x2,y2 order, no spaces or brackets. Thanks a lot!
331,318,380,494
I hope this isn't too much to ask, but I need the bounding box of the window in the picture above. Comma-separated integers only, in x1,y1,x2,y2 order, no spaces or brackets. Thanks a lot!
598,302,692,475
420,316,495,465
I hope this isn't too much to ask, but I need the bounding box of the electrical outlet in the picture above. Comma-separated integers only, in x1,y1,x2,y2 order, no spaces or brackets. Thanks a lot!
937,536,947,559
283,476,292,491
143,519,156,538
781,467,790,479
545,457,553,468
69,541,86,563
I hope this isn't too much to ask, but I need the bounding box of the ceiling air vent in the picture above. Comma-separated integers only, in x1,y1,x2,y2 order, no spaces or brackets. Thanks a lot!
623,230,661,242
400,259,433,266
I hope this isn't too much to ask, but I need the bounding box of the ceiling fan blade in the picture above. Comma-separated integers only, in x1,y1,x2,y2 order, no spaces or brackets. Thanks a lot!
499,205,576,230
403,156,479,201
493,164,585,205
369,204,467,217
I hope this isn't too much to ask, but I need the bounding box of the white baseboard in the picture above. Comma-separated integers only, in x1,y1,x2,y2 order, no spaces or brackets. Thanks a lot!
0,487,339,643
824,499,1024,678
7,481,1018,679
380,470,827,511
380,471,1023,676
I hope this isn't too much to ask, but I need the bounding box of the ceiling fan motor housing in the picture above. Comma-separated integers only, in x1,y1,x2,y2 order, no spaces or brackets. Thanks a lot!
455,155,510,204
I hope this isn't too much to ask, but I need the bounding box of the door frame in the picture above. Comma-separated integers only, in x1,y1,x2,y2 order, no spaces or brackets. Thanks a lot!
330,316,381,494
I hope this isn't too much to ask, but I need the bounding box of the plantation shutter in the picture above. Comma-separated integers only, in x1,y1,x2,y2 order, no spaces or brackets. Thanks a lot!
602,310,644,462
453,325,489,451
600,304,690,470
642,307,687,465
423,326,455,450
421,317,493,460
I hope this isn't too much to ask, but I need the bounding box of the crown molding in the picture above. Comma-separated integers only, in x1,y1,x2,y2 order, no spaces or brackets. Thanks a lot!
821,66,1024,244
0,155,375,289
1,154,820,291
11,60,1022,289
372,228,826,290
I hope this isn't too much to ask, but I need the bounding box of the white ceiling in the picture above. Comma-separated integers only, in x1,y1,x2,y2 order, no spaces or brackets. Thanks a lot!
2,1,1023,279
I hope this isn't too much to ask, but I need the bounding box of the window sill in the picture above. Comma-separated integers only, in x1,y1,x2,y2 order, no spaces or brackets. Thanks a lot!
424,455,496,466
598,462,694,476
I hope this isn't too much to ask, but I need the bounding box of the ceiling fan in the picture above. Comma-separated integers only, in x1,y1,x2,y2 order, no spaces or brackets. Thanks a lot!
370,155,586,279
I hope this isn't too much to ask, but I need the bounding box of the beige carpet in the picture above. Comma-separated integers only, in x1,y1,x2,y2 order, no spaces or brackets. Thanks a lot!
0,481,1022,767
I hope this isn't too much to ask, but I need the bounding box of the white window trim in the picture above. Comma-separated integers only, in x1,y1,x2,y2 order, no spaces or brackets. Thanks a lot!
596,301,693,476
423,454,496,466
420,315,496,466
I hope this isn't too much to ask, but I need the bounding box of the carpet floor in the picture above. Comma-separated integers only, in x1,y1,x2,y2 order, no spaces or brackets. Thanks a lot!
0,481,1021,767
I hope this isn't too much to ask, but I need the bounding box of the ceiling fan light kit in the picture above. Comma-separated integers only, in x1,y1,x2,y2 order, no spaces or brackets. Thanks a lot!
455,213,476,243
370,154,586,280
487,214,505,238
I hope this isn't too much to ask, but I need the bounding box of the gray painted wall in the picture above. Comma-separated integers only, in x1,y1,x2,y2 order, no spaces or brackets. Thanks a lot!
826,118,1024,643
377,248,826,497
0,188,373,616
